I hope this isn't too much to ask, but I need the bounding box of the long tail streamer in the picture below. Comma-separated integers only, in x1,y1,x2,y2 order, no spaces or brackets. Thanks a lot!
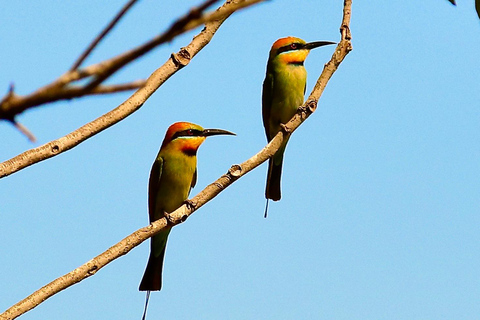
264,199,270,218
141,291,151,320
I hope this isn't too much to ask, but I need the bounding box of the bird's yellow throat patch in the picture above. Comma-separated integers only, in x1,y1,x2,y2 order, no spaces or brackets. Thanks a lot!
278,50,309,65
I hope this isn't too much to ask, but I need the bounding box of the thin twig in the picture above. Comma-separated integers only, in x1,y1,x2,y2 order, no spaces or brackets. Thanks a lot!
0,1,352,318
64,80,147,97
88,80,147,94
81,0,248,92
10,120,37,143
70,0,140,71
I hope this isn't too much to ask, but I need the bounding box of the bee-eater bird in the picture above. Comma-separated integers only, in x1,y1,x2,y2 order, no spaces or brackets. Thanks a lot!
262,36,335,205
139,122,235,292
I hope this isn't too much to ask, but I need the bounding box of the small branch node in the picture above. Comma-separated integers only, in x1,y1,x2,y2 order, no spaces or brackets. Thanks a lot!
228,164,242,177
87,265,98,275
51,145,60,154
183,199,196,211
306,99,318,113
171,49,191,67
164,212,176,225
340,24,352,42
346,41,353,53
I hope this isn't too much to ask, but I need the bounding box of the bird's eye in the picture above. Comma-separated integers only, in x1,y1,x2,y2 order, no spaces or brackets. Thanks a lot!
290,43,297,50
187,129,194,135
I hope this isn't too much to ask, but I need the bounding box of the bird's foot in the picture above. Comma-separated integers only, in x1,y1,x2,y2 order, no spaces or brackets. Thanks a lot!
183,199,196,211
164,211,176,225
279,123,292,134
177,200,195,222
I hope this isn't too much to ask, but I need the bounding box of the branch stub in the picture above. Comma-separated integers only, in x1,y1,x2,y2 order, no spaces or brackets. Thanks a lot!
171,49,191,67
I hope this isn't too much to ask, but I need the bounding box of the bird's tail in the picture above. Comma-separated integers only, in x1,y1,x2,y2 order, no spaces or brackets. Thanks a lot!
139,246,166,291
265,157,282,201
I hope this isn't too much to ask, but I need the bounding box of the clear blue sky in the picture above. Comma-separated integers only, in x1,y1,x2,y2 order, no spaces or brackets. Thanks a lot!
1,1,479,319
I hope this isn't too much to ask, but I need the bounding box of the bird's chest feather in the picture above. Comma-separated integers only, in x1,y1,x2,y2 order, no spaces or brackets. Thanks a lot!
270,65,307,125
155,154,196,213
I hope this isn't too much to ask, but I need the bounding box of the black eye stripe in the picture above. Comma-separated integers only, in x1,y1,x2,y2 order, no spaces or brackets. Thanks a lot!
276,42,304,55
171,129,202,141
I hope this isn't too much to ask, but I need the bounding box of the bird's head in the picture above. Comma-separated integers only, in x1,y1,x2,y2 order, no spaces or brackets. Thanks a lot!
268,36,335,66
161,122,235,155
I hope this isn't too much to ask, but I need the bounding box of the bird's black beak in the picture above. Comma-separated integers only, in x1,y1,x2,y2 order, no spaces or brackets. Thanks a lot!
304,41,336,50
202,128,236,137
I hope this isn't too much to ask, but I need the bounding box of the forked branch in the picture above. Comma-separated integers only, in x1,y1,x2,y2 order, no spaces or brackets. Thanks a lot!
0,0,264,179
0,0,261,131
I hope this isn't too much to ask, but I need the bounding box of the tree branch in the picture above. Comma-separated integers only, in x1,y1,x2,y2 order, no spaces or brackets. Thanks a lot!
0,0,264,179
80,0,223,92
0,0,262,122
0,1,352,319
87,80,147,94
48,80,148,98
10,120,36,143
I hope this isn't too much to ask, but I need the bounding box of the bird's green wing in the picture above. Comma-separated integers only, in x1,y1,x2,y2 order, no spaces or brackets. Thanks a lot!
148,156,163,222
262,70,274,141
191,169,197,190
